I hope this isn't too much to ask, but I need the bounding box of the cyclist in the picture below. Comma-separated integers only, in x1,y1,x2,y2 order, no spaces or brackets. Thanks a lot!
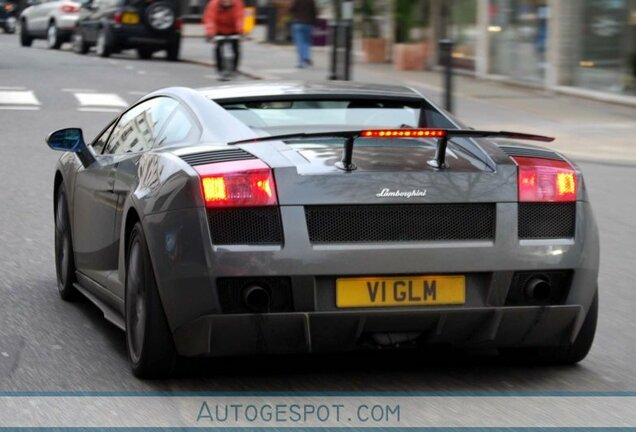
203,0,245,76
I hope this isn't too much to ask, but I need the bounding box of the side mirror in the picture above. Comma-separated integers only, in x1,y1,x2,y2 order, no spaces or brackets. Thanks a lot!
46,128,85,152
46,128,96,167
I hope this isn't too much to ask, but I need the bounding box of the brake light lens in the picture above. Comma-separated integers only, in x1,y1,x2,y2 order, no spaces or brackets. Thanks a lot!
195,159,278,208
512,157,577,202
60,3,79,13
113,10,122,23
361,129,446,138
175,17,183,31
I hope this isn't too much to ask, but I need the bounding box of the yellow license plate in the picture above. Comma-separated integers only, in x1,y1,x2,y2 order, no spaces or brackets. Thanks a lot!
121,12,139,24
336,275,465,308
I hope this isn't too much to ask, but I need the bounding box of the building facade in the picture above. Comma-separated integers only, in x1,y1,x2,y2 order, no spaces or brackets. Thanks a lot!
427,0,636,101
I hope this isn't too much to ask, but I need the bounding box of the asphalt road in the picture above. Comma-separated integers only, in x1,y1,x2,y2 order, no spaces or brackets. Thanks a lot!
0,33,635,393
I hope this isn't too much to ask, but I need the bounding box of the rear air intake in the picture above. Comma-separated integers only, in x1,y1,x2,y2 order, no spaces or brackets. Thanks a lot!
180,149,255,166
518,203,576,239
499,146,564,161
305,204,496,243
208,207,283,245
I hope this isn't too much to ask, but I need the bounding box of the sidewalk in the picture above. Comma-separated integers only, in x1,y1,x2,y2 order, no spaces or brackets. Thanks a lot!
179,27,636,165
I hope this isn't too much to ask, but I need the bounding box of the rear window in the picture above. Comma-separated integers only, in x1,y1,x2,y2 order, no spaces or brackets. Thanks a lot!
220,99,454,133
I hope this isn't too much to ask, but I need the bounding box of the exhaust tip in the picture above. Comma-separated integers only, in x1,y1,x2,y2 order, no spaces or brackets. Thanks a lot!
525,276,551,301
242,285,271,313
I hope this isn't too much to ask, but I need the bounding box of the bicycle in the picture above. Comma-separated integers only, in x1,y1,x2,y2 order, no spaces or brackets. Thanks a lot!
212,34,241,81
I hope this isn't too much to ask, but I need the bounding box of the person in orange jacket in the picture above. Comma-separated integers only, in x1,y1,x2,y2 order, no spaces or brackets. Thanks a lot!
202,0,245,75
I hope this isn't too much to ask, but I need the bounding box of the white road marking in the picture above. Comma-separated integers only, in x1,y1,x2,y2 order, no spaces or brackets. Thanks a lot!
74,92,128,108
61,88,96,93
0,106,40,110
0,90,40,106
0,86,27,91
137,70,146,75
78,107,124,113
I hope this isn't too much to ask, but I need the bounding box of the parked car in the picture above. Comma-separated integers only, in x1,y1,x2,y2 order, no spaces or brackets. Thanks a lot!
19,0,82,48
45,82,599,378
72,0,181,60
0,0,17,33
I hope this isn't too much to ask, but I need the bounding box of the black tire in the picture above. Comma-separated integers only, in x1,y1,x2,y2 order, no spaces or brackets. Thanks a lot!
136,47,153,60
47,22,62,49
95,27,111,58
4,19,16,34
19,20,32,47
166,37,179,61
502,291,598,365
125,222,176,378
54,186,79,301
72,30,89,54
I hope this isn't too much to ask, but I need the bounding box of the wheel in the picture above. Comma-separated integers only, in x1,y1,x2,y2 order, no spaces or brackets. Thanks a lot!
19,20,32,47
136,47,153,59
145,2,175,31
47,22,62,49
4,17,16,34
166,37,179,61
125,222,176,378
72,30,89,54
54,186,79,301
501,291,598,365
95,28,111,58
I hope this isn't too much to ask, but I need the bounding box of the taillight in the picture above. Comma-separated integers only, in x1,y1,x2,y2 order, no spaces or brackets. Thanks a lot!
175,17,183,31
195,160,278,208
60,3,79,13
512,157,577,202
113,11,122,23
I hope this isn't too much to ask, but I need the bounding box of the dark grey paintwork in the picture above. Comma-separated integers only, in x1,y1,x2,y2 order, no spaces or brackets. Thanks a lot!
51,81,599,358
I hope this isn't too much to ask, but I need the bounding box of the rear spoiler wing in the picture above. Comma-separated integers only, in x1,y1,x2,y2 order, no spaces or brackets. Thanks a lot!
229,128,554,171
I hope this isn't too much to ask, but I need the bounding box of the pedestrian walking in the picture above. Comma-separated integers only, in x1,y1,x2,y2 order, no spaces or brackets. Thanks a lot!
202,0,245,76
290,0,317,68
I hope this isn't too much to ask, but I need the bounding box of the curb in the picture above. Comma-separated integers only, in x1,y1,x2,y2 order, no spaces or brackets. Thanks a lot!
179,58,264,80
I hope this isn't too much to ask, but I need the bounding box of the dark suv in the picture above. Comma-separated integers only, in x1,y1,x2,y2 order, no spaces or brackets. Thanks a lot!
72,0,180,60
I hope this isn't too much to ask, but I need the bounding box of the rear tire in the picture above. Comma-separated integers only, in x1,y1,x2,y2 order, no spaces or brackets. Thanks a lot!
54,186,79,301
47,22,62,49
125,222,176,378
166,38,179,61
19,20,32,47
136,47,153,59
4,17,16,34
72,30,89,54
502,291,598,365
95,28,111,58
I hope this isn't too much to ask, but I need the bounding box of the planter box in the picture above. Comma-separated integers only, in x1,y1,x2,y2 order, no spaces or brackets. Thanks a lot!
393,42,429,71
362,37,387,63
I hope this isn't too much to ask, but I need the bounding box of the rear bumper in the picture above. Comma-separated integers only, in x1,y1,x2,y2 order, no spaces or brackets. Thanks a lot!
141,201,599,358
110,24,179,47
173,305,583,357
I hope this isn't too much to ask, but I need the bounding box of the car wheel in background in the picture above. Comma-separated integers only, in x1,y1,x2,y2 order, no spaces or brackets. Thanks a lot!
125,222,177,378
136,47,153,59
72,30,89,54
19,20,33,47
145,2,175,32
47,22,63,49
55,187,80,301
4,17,16,34
501,291,598,365
95,28,111,58
166,37,179,61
